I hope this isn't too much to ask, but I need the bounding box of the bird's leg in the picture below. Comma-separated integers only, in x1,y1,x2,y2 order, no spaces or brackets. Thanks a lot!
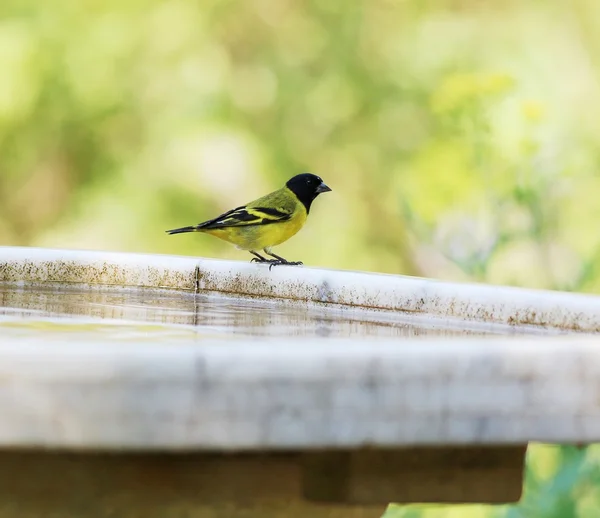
250,251,269,263
264,251,303,270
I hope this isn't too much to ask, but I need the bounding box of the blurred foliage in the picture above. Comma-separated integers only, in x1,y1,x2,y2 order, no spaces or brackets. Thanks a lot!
2,0,600,516
2,0,600,286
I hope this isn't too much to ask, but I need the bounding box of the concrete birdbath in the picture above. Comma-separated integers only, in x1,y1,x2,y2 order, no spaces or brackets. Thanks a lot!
1,246,600,517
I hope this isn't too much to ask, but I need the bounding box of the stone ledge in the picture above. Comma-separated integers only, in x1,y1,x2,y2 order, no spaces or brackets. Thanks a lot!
1,246,600,332
0,338,598,449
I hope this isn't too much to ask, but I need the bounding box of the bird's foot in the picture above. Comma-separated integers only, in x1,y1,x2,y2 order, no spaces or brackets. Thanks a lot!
250,256,303,269
267,259,303,271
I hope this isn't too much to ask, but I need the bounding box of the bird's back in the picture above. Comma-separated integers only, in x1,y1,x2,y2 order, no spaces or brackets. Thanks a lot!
245,186,300,215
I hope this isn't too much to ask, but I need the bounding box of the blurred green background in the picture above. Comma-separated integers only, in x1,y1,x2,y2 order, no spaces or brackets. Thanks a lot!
2,0,600,516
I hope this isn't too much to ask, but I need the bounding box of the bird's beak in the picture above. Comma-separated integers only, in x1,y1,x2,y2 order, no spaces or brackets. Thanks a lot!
316,182,332,194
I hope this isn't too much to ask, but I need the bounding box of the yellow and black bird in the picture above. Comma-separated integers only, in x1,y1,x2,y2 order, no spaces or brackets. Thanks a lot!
166,173,331,268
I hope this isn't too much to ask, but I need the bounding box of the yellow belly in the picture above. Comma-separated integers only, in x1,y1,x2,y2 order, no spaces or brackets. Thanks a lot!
203,208,307,251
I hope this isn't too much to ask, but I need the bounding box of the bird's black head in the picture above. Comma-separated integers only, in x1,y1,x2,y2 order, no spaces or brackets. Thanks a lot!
285,173,331,213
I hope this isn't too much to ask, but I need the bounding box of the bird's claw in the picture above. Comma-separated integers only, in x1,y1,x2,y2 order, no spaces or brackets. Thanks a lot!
268,260,303,271
250,257,303,270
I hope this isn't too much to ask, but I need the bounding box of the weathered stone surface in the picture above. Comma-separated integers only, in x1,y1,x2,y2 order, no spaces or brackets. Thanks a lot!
0,338,597,448
2,245,598,507
2,246,600,331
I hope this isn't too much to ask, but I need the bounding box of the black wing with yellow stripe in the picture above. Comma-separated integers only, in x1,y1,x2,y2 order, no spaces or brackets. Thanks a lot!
166,205,292,235
196,205,292,229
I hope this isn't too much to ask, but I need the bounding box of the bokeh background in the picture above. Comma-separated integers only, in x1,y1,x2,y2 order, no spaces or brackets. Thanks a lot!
2,0,600,516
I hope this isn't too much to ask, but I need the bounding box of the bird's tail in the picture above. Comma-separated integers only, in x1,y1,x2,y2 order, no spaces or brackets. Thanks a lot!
165,225,199,235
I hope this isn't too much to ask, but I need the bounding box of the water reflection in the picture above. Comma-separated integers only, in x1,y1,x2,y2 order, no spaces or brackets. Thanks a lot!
0,284,508,343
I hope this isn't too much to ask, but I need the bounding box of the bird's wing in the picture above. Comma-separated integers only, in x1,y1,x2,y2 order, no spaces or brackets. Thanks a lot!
196,205,293,230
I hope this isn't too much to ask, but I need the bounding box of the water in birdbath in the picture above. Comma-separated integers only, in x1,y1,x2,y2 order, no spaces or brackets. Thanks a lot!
0,284,534,344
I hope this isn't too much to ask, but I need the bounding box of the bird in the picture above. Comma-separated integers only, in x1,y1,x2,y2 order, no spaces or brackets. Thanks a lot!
166,173,332,268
